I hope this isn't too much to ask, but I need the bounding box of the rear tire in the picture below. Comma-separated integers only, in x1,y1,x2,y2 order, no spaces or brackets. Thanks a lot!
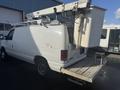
35,57,50,77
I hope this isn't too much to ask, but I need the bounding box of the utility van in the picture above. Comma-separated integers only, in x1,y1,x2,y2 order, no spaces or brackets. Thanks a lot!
0,1,106,84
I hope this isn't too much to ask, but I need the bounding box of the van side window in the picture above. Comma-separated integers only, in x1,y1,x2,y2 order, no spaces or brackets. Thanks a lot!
6,30,15,40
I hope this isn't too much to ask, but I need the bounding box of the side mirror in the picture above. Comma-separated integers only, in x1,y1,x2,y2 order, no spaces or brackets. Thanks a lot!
0,34,4,40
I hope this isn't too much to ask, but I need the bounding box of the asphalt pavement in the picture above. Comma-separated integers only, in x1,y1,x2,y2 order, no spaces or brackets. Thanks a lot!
0,55,120,90
0,57,86,90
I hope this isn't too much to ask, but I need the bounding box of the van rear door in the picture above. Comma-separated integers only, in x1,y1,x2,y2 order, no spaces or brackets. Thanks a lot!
65,26,86,66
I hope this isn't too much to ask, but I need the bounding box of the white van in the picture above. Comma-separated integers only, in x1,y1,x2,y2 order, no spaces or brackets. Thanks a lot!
0,5,105,83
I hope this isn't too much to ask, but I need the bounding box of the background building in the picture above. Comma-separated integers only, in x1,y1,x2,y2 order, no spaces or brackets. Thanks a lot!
0,0,61,13
0,6,24,24
0,6,24,34
0,0,61,34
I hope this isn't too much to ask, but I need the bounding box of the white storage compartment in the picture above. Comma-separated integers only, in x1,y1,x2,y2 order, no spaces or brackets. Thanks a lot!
81,6,105,48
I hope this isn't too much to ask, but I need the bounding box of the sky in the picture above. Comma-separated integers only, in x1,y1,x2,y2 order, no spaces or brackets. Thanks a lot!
61,0,120,25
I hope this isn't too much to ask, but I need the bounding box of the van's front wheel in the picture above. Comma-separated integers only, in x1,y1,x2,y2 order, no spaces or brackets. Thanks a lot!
0,48,7,61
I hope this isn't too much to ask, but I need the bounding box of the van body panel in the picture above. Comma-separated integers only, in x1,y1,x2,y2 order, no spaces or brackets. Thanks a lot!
1,24,68,71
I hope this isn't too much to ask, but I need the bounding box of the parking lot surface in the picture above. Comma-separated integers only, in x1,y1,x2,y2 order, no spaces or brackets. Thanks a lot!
0,57,87,90
0,55,120,90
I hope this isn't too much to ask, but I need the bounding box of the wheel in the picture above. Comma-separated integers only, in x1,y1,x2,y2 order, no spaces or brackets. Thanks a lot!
35,57,50,77
0,48,7,61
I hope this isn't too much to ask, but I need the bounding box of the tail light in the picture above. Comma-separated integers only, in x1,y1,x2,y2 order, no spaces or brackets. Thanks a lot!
61,50,68,61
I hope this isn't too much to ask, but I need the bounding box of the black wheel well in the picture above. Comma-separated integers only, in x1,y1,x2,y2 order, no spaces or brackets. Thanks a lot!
34,56,48,65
